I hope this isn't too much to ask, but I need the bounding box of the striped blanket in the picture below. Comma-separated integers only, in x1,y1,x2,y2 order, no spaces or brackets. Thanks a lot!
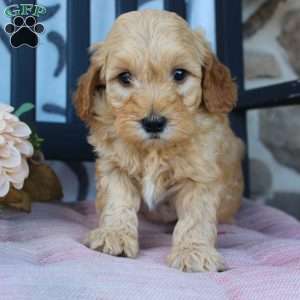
1,200,300,300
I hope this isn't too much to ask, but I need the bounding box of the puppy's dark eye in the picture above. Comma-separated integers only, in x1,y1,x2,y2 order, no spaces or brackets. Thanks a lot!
173,69,187,82
118,72,132,86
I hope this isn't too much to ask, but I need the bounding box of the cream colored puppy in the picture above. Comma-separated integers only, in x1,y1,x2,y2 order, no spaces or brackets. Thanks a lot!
74,10,244,272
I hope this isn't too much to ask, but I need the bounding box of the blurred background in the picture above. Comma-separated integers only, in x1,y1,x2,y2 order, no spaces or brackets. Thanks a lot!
0,0,299,217
243,0,300,217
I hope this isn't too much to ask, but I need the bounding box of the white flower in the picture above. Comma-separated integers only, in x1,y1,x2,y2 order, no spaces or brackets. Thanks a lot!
0,104,33,197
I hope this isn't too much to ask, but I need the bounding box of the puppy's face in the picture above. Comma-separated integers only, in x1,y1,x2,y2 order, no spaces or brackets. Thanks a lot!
75,10,237,147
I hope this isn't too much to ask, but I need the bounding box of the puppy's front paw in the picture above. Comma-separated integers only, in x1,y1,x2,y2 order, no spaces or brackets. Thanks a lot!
167,245,225,272
84,227,139,258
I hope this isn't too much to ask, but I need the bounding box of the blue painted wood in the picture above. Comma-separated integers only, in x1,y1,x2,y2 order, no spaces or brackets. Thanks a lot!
10,0,36,124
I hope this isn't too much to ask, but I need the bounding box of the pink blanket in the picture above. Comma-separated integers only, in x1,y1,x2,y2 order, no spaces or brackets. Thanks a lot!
1,200,300,300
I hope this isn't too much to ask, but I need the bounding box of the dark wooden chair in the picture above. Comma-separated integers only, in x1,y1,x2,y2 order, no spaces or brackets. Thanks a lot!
7,0,300,199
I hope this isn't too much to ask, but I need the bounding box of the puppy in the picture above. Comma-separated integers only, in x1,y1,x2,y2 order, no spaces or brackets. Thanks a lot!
74,10,244,272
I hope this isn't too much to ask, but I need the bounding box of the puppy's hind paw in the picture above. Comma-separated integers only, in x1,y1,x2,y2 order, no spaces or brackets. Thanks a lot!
84,227,139,258
167,245,225,272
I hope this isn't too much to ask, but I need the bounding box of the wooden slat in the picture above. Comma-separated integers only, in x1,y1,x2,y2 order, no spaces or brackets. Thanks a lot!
215,0,244,93
66,0,90,123
229,111,250,197
115,0,138,17
36,122,94,161
164,0,186,19
215,0,249,197
237,81,300,110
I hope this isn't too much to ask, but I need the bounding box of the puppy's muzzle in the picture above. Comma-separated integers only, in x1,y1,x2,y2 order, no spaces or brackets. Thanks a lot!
140,114,167,134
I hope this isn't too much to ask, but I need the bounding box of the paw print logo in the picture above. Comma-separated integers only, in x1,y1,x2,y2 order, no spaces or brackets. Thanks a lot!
4,16,44,48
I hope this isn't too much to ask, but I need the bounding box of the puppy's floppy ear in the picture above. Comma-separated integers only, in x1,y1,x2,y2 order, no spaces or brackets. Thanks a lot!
202,51,237,113
73,43,105,122
74,65,101,121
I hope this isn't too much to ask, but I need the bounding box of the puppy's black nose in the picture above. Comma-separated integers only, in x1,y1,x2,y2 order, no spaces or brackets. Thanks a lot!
141,114,167,133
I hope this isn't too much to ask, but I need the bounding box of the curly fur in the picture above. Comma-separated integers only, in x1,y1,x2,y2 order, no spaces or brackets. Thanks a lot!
75,10,244,272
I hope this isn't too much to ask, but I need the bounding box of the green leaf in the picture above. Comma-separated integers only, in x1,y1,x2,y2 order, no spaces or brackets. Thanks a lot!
15,103,34,118
29,132,44,151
